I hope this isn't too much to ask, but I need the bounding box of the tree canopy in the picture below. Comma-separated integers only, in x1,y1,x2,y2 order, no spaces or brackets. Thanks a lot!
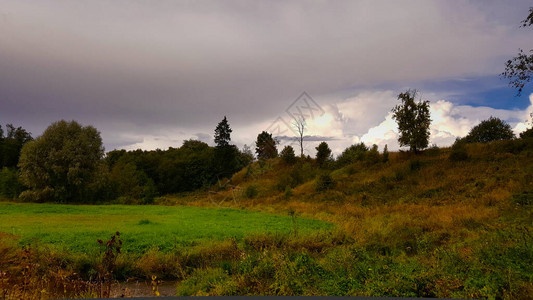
0,124,32,169
280,145,296,165
255,131,278,160
214,116,232,147
391,90,431,153
18,120,104,203
315,142,332,168
463,117,515,143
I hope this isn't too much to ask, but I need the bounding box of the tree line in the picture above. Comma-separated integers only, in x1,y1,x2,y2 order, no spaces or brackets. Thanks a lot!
1,88,527,203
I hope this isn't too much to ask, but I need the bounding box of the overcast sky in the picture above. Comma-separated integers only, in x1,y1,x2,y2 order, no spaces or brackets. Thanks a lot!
1,0,532,155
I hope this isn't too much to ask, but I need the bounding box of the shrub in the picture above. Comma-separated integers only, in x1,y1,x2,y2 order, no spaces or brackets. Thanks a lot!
316,174,336,192
512,191,533,206
278,162,316,190
245,185,259,199
409,159,422,171
424,144,440,156
176,268,237,296
366,144,381,165
336,143,368,167
284,186,293,199
449,138,469,161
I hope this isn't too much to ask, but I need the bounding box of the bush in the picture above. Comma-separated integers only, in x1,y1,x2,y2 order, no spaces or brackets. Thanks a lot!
449,138,469,161
512,191,533,206
336,143,368,167
284,186,293,199
245,185,259,199
366,144,381,165
276,162,317,191
424,144,440,156
176,268,237,296
409,159,422,171
316,174,336,192
18,187,54,203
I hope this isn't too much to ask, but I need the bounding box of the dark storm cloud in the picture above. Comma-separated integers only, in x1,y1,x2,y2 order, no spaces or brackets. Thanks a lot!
0,0,531,150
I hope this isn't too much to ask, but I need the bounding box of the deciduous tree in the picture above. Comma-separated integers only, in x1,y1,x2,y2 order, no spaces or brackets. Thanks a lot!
391,90,431,153
18,120,104,202
463,117,514,143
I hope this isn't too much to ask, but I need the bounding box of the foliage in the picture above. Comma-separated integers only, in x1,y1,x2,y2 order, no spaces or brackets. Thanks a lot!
316,174,335,192
213,116,247,176
214,116,232,147
520,125,533,139
463,117,515,143
501,8,533,96
255,131,278,160
0,167,23,199
18,120,104,203
96,232,122,298
366,144,381,165
391,89,431,153
280,145,297,165
245,185,259,199
176,268,236,296
315,142,332,168
449,139,469,161
382,144,389,163
336,143,368,167
0,124,32,169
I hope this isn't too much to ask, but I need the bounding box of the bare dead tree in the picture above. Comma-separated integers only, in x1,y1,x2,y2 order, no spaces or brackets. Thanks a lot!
292,116,306,157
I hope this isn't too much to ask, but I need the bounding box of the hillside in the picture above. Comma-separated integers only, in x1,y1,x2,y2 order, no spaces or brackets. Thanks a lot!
157,139,533,298
1,139,532,298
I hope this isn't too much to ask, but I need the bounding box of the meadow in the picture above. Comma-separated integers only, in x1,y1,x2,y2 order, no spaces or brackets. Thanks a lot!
0,202,331,253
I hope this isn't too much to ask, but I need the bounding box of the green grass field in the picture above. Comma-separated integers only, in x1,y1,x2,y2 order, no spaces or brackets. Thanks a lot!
0,202,332,253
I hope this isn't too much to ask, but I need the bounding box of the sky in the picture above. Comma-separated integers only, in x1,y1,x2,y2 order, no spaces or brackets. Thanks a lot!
1,0,532,156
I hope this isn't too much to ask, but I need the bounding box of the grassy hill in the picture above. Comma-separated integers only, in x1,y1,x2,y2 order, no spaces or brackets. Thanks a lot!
158,139,533,298
1,139,532,298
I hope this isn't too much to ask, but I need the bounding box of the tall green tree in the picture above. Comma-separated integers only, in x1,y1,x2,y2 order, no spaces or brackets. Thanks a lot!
18,120,104,203
391,90,431,153
255,131,278,160
213,116,242,176
214,116,232,147
315,142,332,168
280,145,296,165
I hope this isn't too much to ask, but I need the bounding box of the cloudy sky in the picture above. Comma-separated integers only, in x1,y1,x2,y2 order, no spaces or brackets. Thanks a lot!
1,0,532,155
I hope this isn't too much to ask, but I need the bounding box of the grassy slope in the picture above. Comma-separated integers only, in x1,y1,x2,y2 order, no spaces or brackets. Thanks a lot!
161,141,533,298
0,203,331,253
1,140,532,298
